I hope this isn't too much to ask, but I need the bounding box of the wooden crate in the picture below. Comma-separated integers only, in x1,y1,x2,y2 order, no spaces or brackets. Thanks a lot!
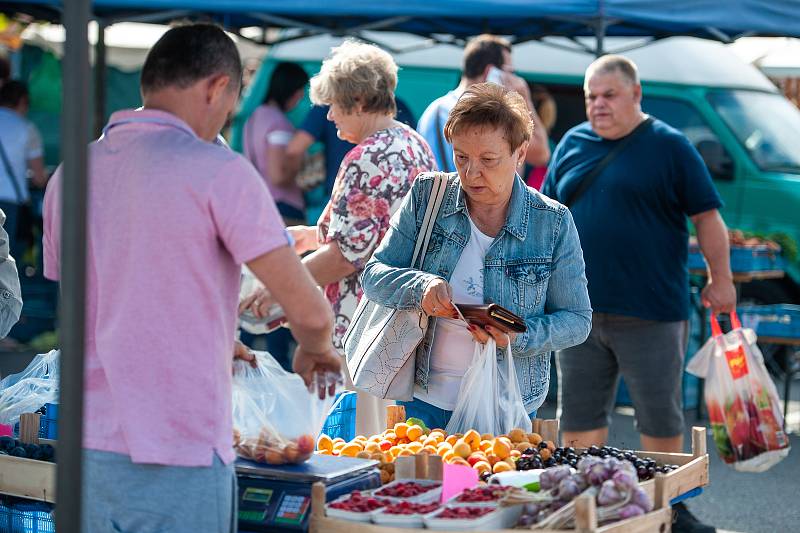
0,414,56,503
308,454,672,533
530,418,709,505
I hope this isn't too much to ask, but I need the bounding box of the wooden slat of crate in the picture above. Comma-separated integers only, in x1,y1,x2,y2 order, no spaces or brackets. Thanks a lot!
0,454,56,503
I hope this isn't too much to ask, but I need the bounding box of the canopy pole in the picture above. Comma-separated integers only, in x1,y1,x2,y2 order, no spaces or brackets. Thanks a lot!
595,18,607,57
57,0,90,530
94,21,107,138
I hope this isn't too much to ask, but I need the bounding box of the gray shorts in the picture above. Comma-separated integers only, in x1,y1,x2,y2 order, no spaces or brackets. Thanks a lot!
557,313,688,438
82,449,237,533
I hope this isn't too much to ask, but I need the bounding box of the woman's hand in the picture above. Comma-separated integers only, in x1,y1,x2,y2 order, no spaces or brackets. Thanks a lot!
466,323,516,348
239,287,277,319
287,225,319,255
421,278,460,318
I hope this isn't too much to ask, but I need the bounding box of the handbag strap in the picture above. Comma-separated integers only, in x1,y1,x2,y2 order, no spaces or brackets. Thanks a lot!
564,116,653,208
0,138,25,204
411,173,448,269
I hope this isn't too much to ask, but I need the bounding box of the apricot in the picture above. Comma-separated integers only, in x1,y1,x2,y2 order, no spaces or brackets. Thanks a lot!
493,461,513,473
406,425,424,441
356,451,372,459
453,440,472,459
394,423,409,439
487,454,501,466
445,435,459,447
463,429,481,447
389,446,402,457
379,440,393,451
516,442,533,452
407,442,424,453
473,460,492,474
492,439,511,460
442,450,455,463
480,440,493,452
429,431,446,443
508,428,527,443
339,444,361,457
481,433,494,441
450,457,470,467
364,442,381,453
527,433,543,446
317,435,333,452
510,450,521,458
397,448,414,457
539,448,552,461
354,435,367,443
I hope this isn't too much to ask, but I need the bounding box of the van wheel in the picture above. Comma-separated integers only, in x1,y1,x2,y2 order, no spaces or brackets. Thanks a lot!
739,279,794,376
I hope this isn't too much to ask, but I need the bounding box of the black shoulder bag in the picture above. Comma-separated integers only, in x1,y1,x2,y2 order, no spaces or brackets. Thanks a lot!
564,116,653,208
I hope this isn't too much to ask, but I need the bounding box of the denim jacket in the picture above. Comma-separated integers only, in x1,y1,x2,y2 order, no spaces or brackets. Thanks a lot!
361,172,592,412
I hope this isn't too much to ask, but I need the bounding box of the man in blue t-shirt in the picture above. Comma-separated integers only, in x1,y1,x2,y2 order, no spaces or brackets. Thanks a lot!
416,34,550,173
542,55,734,531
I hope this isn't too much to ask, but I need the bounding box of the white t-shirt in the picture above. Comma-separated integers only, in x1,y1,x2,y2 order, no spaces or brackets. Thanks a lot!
415,216,495,410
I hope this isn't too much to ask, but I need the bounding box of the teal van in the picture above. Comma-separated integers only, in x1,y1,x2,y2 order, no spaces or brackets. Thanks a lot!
264,33,800,308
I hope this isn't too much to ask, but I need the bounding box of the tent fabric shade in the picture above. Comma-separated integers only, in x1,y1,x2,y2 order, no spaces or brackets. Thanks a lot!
8,0,800,44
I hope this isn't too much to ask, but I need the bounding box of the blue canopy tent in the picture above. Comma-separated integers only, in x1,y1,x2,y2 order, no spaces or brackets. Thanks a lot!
1,1,799,531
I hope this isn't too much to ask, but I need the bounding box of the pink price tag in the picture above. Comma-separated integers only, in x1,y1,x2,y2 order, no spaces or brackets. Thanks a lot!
440,462,479,503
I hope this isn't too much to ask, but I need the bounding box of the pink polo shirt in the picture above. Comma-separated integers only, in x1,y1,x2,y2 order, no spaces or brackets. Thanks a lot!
43,109,288,467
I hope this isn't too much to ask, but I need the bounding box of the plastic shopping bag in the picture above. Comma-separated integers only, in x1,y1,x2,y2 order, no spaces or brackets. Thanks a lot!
687,312,790,472
446,338,532,435
232,351,336,464
0,350,60,426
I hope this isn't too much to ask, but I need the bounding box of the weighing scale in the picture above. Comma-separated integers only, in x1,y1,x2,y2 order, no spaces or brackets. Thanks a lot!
236,453,381,532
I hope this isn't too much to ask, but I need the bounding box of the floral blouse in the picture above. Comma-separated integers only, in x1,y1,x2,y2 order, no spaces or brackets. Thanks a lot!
318,124,436,350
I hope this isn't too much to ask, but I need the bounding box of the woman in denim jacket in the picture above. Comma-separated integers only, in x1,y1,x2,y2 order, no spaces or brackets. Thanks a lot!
361,83,592,430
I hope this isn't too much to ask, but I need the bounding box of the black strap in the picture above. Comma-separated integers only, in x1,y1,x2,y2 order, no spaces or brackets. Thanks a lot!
0,138,25,204
564,116,653,208
433,104,452,173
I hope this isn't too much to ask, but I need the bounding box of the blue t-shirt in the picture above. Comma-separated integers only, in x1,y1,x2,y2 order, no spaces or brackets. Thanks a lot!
299,100,416,195
541,118,722,322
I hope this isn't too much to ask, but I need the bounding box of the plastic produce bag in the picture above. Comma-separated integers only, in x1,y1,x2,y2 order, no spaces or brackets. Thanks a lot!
0,350,60,426
232,351,336,464
446,338,532,435
687,312,790,472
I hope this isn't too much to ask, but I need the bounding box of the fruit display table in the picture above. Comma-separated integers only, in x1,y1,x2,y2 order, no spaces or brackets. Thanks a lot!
308,455,673,532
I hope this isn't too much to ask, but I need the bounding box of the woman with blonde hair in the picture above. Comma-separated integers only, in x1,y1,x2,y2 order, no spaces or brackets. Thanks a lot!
244,40,436,434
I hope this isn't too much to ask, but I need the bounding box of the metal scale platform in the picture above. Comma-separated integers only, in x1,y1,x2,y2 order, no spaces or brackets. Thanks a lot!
236,453,381,532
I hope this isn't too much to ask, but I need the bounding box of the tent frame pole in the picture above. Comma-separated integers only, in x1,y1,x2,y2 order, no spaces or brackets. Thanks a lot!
56,0,90,531
94,20,108,138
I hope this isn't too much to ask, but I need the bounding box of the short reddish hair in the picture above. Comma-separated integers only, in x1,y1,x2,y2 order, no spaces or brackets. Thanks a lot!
444,82,533,152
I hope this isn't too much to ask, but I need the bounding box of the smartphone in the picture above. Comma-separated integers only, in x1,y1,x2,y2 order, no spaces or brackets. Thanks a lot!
486,66,505,86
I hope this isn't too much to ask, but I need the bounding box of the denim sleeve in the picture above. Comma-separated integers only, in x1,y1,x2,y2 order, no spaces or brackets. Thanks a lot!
511,208,592,356
0,210,22,338
361,177,445,311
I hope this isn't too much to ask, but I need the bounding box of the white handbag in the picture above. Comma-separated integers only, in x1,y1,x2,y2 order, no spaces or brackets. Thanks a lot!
343,173,448,400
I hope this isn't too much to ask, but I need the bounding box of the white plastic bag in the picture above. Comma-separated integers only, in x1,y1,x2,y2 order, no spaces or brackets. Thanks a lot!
0,350,60,426
232,351,336,464
446,338,532,435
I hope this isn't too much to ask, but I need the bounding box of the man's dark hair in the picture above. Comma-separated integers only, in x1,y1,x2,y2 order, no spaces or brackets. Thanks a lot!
0,80,29,108
463,34,512,80
263,62,309,111
140,23,242,93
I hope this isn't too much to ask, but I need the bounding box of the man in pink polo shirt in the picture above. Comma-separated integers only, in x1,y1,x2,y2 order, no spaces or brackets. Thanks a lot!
42,24,340,531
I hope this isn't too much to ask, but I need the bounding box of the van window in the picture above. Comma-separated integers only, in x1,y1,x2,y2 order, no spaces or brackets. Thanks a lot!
642,96,733,181
708,90,800,175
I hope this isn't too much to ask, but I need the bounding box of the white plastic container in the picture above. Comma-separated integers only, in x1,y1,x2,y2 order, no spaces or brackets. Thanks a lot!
372,479,442,503
423,504,523,531
370,501,441,528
